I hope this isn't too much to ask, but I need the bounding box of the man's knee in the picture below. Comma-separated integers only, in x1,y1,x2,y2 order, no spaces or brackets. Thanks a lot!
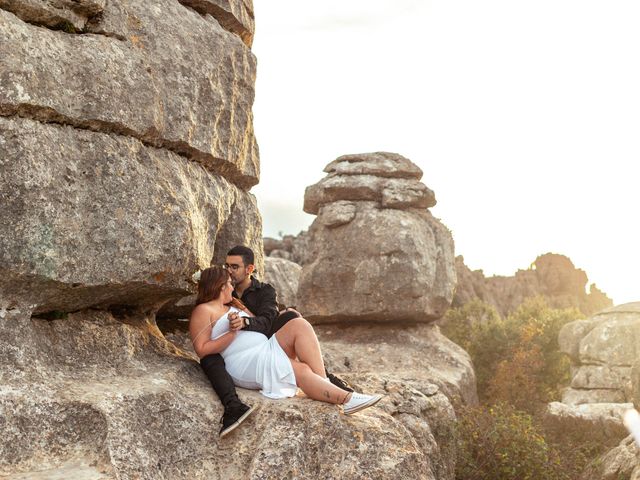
200,353,225,370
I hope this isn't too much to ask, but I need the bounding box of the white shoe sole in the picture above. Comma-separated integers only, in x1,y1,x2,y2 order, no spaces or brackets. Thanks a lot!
343,394,383,415
219,405,256,438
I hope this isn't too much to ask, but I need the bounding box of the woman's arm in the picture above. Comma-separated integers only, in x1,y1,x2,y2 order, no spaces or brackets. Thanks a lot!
195,331,237,358
189,306,237,358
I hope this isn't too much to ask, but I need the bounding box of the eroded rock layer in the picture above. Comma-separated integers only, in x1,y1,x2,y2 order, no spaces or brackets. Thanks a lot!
454,253,612,317
0,0,263,314
0,116,261,313
298,152,456,324
0,0,258,188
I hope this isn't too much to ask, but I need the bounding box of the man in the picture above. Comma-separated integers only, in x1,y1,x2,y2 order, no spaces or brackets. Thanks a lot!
199,245,353,438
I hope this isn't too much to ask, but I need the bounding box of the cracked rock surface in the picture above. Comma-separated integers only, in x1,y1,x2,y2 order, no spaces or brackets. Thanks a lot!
0,0,262,313
298,152,456,324
0,116,262,313
0,0,258,189
1,306,476,479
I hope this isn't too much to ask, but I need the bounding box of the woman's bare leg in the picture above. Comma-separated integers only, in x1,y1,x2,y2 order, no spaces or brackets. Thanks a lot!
290,360,350,404
275,317,326,377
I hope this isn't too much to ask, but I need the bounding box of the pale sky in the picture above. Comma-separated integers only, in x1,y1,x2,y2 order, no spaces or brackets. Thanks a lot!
251,0,639,306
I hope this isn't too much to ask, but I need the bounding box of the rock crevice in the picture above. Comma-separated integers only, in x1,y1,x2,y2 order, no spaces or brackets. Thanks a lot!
0,1,260,190
0,103,255,190
0,0,252,44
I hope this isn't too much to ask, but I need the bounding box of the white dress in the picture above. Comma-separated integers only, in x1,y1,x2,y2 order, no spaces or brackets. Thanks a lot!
211,307,297,399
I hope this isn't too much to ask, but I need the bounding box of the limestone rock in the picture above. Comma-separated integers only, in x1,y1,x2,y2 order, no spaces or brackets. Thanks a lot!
560,304,640,402
543,402,630,447
562,388,627,405
580,317,640,366
580,435,639,480
298,153,455,324
0,0,105,31
453,253,613,317
324,152,423,179
545,302,640,474
571,366,632,392
0,306,469,479
264,257,302,310
316,323,478,408
0,116,262,313
0,0,259,188
304,173,436,215
175,0,254,47
547,303,640,455
559,318,601,362
264,231,311,265
319,200,357,228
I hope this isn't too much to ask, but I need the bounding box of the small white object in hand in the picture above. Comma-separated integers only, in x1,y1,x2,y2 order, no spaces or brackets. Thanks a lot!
623,409,640,447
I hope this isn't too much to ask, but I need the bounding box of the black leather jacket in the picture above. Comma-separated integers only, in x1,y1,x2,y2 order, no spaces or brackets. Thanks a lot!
232,276,279,336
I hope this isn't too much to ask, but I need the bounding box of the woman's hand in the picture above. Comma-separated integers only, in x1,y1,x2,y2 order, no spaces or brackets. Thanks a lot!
228,311,245,331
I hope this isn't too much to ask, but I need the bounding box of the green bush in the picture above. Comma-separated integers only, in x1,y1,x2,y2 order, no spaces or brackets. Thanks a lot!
442,297,581,411
441,299,512,396
455,403,567,480
445,298,597,479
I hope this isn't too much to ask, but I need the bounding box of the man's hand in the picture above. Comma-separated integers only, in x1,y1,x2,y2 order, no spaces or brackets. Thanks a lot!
228,311,245,331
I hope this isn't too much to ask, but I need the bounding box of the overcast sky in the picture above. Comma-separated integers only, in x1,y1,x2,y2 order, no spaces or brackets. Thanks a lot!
250,0,639,306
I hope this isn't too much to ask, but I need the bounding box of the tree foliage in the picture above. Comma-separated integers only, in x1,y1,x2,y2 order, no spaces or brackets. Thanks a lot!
442,297,599,479
442,296,581,412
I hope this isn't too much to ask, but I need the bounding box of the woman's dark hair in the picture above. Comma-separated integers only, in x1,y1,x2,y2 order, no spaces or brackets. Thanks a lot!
196,266,229,305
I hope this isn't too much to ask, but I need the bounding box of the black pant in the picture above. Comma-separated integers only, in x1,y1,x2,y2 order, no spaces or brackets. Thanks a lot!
199,310,300,411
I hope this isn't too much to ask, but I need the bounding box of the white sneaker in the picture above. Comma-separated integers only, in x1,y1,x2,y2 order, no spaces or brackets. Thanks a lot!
342,392,383,415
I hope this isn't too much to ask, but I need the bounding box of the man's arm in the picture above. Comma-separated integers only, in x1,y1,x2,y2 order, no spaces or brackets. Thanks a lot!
241,284,279,335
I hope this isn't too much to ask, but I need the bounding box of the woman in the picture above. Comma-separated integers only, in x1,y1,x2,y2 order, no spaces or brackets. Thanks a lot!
189,266,382,414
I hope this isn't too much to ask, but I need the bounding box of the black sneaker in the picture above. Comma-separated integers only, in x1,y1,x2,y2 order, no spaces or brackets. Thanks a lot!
219,403,255,438
327,372,354,392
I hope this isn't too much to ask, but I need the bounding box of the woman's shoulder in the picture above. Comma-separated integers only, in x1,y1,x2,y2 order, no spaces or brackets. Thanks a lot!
190,303,227,321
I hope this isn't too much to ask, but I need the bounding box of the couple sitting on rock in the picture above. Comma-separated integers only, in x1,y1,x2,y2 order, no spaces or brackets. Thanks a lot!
189,245,383,437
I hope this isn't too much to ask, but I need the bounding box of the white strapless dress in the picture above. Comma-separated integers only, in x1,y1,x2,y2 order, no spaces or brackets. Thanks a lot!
211,307,297,399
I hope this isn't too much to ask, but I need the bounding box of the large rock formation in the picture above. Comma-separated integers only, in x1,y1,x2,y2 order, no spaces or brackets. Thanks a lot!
0,6,473,479
0,0,262,315
454,253,612,317
297,152,456,324
544,303,640,479
264,256,302,309
558,303,640,405
578,434,639,480
264,231,310,265
576,353,640,480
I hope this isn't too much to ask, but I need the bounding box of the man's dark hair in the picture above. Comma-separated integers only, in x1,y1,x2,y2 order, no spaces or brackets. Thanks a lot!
227,245,255,266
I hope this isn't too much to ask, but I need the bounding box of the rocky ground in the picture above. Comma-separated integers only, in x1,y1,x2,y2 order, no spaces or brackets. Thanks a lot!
1,304,476,480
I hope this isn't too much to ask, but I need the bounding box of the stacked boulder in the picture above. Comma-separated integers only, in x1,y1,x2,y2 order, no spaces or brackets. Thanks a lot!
0,0,263,315
558,303,640,406
287,153,477,467
544,303,640,457
298,152,456,323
